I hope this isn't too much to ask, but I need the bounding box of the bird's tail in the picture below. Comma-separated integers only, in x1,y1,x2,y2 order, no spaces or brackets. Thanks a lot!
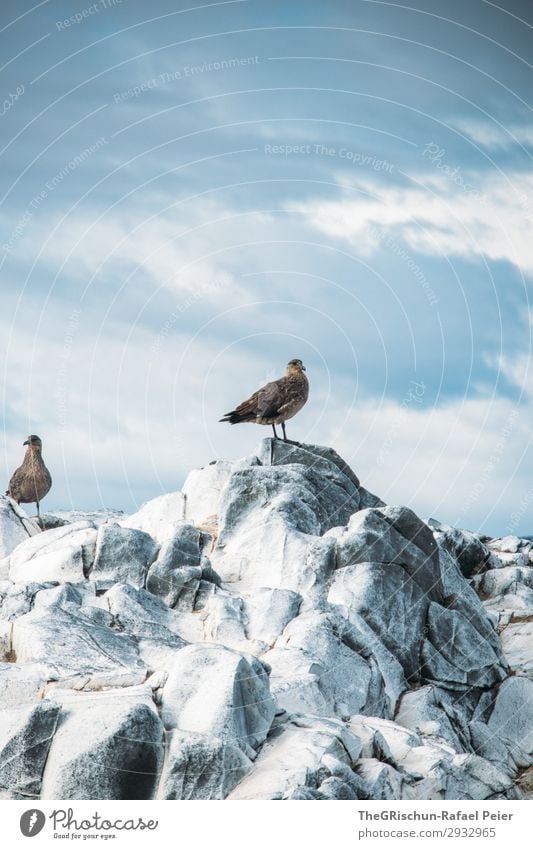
219,409,252,425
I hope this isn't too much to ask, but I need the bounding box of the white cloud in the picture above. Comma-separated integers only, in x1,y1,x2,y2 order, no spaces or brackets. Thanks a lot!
289,170,533,274
453,120,533,149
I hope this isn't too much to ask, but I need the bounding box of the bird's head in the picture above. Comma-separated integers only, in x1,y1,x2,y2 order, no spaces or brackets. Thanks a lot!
287,358,306,375
23,435,42,450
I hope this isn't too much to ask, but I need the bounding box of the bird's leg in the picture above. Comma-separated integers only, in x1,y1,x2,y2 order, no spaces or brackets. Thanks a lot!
272,424,279,439
281,423,301,446
36,501,43,531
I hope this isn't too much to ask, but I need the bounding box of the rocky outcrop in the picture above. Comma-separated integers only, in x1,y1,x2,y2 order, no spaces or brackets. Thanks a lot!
0,439,531,800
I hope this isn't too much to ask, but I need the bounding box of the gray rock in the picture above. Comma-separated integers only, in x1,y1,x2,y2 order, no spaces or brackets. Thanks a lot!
500,621,533,678
396,685,471,751
0,497,40,560
158,730,253,799
182,460,238,527
105,582,189,646
0,701,60,798
8,521,98,584
429,519,496,578
0,664,46,709
41,688,164,799
329,561,428,682
421,602,506,688
329,506,443,601
268,611,378,719
244,587,301,646
228,715,362,800
487,677,533,756
121,492,186,544
161,644,275,755
89,523,159,589
12,605,146,688
145,523,204,606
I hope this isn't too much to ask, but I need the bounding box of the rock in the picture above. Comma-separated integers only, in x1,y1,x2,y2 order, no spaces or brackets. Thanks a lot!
266,611,382,719
145,523,204,606
395,685,470,751
8,521,98,584
12,604,146,688
330,506,442,601
228,715,363,800
429,519,498,578
356,759,410,799
0,439,528,801
158,730,253,799
213,461,358,593
487,677,533,756
182,460,238,527
0,701,60,798
421,602,506,688
121,492,186,544
0,664,46,709
105,582,191,645
41,687,164,799
89,523,158,590
0,581,52,621
329,561,428,682
0,497,39,560
244,587,301,646
161,644,275,756
500,621,533,678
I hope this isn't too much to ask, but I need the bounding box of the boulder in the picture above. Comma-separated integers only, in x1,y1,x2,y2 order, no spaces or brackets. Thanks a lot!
12,604,146,688
0,701,60,798
89,523,158,589
244,587,301,646
145,523,204,606
41,687,164,799
158,730,253,799
329,506,443,601
228,715,363,800
182,460,239,527
0,497,39,561
8,521,97,583
329,561,428,682
487,677,533,756
421,602,506,689
121,492,186,544
0,664,46,709
500,621,533,678
161,644,275,756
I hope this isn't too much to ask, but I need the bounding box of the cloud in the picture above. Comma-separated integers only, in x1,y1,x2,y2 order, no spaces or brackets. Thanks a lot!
289,169,533,274
453,120,533,149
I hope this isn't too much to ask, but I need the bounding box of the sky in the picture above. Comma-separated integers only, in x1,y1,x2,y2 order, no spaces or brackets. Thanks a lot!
1,0,533,536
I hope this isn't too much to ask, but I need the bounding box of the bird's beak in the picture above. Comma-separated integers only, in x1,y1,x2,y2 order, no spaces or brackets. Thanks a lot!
302,365,306,371
23,440,29,446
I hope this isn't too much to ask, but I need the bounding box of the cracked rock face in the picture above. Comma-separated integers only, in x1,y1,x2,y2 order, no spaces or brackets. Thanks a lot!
0,439,531,800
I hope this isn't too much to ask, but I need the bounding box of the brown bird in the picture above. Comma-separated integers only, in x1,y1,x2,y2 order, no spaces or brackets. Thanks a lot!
219,359,309,442
6,435,52,524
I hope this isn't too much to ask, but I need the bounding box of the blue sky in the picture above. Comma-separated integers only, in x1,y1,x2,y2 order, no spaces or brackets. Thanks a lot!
1,0,533,535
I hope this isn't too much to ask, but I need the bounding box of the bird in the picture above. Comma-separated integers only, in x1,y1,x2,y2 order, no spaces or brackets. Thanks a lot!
219,358,309,442
6,435,52,526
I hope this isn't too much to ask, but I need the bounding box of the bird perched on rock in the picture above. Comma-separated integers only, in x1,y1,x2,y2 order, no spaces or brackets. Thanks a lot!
219,359,309,442
6,435,52,525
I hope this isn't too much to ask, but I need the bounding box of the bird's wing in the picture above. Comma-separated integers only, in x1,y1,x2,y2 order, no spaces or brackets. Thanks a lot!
255,378,286,418
7,464,25,497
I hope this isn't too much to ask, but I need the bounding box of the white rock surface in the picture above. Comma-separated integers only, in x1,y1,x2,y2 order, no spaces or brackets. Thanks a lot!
121,492,186,544
0,497,40,561
41,686,163,799
161,643,275,756
0,439,530,800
